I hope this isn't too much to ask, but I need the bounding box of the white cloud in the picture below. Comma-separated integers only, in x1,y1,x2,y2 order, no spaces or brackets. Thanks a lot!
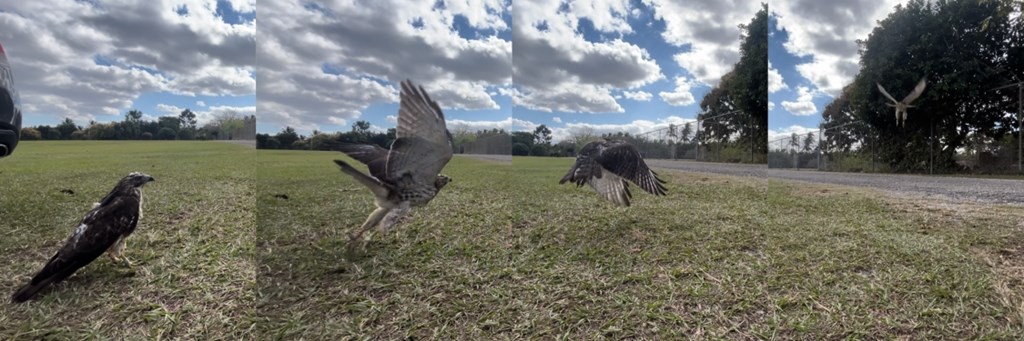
0,0,255,123
645,0,762,86
769,124,818,143
768,101,775,110
553,116,562,123
196,100,207,107
772,0,902,96
512,0,663,113
659,77,696,106
781,86,818,116
256,0,512,132
768,62,788,93
622,90,653,101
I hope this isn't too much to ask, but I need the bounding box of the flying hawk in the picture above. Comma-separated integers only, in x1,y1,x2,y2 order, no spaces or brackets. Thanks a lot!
559,138,667,206
877,77,927,127
334,80,453,241
11,172,155,303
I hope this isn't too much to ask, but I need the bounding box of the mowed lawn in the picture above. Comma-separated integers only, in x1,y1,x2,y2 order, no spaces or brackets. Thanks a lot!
0,141,256,339
258,152,1023,339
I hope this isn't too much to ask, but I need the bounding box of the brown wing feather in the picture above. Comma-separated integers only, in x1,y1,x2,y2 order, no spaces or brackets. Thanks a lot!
386,80,453,184
595,142,667,196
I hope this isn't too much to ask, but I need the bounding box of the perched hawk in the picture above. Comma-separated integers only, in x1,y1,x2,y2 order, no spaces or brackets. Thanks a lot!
559,139,667,206
11,172,155,303
334,80,453,241
877,78,927,127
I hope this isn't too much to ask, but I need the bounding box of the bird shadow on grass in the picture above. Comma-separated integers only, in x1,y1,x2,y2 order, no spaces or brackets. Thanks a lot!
17,264,136,303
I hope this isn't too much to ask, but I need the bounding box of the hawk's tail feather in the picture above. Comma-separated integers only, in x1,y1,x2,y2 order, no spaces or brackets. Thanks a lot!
333,160,389,198
11,264,76,303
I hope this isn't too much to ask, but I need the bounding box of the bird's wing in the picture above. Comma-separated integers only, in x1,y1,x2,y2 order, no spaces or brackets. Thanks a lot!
559,143,602,187
594,143,668,196
386,80,453,183
588,168,633,206
901,78,927,104
12,194,139,302
337,143,389,179
876,83,898,103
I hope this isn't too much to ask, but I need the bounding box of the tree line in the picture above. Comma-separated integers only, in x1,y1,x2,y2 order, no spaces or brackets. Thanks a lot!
257,120,512,153
21,109,255,141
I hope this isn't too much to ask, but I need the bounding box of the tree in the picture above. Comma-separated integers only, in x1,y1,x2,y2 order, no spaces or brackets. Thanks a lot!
803,132,816,153
512,143,530,156
123,109,144,139
568,126,597,150
157,127,177,140
179,109,197,130
20,128,41,140
512,131,535,149
533,124,552,145
843,0,1018,172
56,118,79,140
275,127,300,149
530,144,548,156
158,116,182,133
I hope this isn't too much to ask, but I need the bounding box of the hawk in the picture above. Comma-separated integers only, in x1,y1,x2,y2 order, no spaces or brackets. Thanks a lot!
334,80,453,241
559,138,667,206
877,77,927,127
11,172,155,303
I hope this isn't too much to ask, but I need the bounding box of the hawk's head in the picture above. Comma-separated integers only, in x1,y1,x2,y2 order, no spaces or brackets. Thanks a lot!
124,172,156,188
434,174,452,190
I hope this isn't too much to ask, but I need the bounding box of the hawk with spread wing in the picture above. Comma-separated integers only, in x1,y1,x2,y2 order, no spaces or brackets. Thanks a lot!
334,80,453,241
12,172,155,303
877,77,927,127
559,139,667,206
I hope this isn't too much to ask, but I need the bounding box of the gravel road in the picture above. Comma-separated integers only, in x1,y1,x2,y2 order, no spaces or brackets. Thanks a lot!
765,168,1024,204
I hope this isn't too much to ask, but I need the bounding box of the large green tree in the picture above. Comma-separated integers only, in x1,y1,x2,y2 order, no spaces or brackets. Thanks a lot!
844,0,1020,172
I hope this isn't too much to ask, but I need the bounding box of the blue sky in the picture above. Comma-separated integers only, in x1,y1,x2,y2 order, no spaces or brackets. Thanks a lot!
767,14,828,138
0,0,256,128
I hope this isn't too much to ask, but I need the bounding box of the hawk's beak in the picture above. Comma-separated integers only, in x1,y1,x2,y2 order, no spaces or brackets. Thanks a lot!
148,176,156,182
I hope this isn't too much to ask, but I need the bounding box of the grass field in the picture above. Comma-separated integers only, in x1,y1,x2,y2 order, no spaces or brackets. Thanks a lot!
256,151,1022,338
0,141,255,339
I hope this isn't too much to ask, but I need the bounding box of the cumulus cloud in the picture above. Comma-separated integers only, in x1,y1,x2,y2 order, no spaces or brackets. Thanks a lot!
0,0,255,123
553,116,562,123
768,101,775,110
512,0,662,113
781,86,818,116
659,77,696,106
645,0,762,86
622,90,653,101
256,0,511,132
769,124,818,143
768,62,788,93
772,0,902,96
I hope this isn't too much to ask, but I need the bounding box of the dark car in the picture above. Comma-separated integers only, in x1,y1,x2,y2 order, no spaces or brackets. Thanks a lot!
0,40,21,157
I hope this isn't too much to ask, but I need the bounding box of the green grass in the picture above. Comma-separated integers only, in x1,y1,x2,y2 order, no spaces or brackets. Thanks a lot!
256,151,1022,339
0,141,256,339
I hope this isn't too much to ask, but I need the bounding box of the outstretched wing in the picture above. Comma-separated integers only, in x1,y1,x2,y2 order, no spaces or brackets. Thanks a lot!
594,143,667,196
386,80,453,184
337,143,389,180
12,195,140,302
876,83,898,103
902,78,927,104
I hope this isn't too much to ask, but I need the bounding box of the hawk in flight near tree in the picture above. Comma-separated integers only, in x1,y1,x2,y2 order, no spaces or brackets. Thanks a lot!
334,80,453,242
877,77,927,127
12,172,155,303
559,139,667,206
